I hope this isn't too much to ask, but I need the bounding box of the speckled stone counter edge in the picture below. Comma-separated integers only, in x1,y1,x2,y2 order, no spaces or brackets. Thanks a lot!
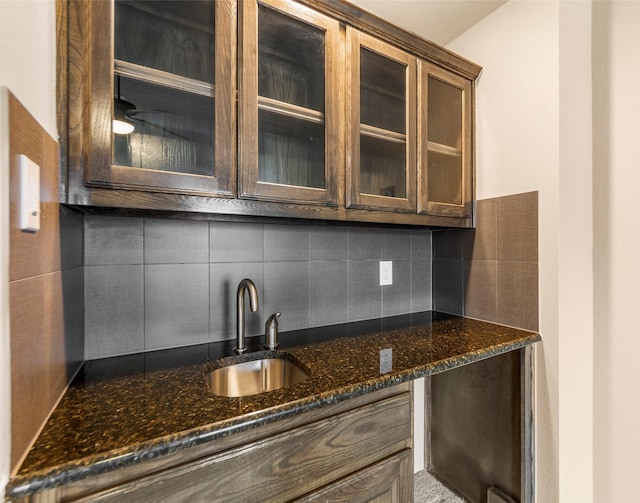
7,321,540,499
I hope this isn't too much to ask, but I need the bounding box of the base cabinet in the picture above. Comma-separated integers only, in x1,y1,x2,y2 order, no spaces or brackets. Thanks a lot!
19,384,413,503
295,451,413,503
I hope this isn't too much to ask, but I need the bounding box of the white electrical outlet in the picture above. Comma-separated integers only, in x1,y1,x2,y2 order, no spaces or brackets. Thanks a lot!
379,261,392,286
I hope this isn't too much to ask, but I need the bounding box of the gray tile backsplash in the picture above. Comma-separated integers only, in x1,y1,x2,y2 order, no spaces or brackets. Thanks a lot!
85,264,144,358
310,226,348,261
309,261,349,327
81,193,537,358
85,216,143,265
210,221,264,263
382,229,411,260
432,258,464,316
145,219,209,264
264,261,310,331
84,217,433,359
349,227,382,260
209,262,264,341
144,264,210,350
432,191,539,330
382,259,411,316
264,224,310,262
348,260,383,321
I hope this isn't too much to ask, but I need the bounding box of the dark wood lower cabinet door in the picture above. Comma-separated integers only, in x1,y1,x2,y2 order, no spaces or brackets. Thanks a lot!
294,450,413,503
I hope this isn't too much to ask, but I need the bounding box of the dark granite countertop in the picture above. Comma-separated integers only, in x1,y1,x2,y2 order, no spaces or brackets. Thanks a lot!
7,312,540,499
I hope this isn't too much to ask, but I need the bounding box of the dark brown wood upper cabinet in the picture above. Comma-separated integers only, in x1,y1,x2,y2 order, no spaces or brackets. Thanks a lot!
418,63,473,218
346,28,417,213
238,0,342,206
61,0,480,226
66,0,236,198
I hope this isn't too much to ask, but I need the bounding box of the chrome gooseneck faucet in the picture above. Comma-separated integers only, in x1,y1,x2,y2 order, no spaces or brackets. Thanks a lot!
235,278,259,354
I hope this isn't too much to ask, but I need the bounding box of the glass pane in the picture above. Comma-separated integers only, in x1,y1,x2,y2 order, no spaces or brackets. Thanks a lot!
113,76,214,176
428,150,462,205
259,110,325,189
115,0,215,83
360,49,406,133
428,77,462,148
360,136,406,198
258,6,325,111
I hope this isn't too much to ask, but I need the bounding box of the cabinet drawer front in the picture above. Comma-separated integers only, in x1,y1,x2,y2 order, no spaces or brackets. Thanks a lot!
294,450,413,503
68,392,411,503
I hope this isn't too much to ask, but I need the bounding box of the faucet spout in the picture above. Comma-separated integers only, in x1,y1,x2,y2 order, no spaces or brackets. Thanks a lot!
236,278,259,354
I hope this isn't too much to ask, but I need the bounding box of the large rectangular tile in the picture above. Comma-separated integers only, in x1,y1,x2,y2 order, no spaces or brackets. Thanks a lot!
432,230,464,259
348,260,382,321
85,216,143,265
210,263,264,341
382,229,411,260
309,261,349,327
463,197,497,261
10,273,66,473
310,226,348,261
497,191,538,262
60,205,84,271
144,218,209,264
264,261,310,332
85,265,144,358
464,259,497,322
264,224,309,262
433,258,463,315
62,267,84,380
210,221,264,263
410,229,432,260
145,264,210,350
382,259,411,316
348,227,382,260
9,94,61,281
497,260,539,331
411,259,432,312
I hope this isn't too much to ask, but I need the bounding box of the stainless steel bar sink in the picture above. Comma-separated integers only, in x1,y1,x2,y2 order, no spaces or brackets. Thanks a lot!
205,351,309,398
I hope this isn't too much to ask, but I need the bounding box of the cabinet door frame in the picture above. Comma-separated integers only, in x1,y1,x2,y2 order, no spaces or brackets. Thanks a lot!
79,0,236,197
418,62,473,218
346,27,417,213
238,0,343,207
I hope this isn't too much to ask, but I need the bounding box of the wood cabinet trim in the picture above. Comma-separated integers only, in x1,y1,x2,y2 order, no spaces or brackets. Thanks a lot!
28,384,412,503
61,0,476,227
346,27,417,213
294,450,413,503
296,0,482,80
418,61,473,218
238,0,342,207
68,0,237,196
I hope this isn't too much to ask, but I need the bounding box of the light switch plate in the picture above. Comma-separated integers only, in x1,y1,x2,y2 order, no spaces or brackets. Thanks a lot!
379,261,392,286
19,154,40,232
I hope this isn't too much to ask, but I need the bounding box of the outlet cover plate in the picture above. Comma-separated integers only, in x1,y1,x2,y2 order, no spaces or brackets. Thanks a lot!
380,348,393,374
379,261,392,286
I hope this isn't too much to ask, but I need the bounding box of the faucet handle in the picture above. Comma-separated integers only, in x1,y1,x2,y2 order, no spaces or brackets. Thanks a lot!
265,312,281,351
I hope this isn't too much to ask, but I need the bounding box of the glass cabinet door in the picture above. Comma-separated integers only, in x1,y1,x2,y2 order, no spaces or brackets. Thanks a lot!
346,28,417,212
239,0,341,206
86,0,235,196
419,63,472,217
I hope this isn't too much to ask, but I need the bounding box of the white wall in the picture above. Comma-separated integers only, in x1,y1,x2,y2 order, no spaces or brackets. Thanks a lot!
0,0,57,489
0,0,58,137
447,1,564,501
447,1,640,502
592,2,640,502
